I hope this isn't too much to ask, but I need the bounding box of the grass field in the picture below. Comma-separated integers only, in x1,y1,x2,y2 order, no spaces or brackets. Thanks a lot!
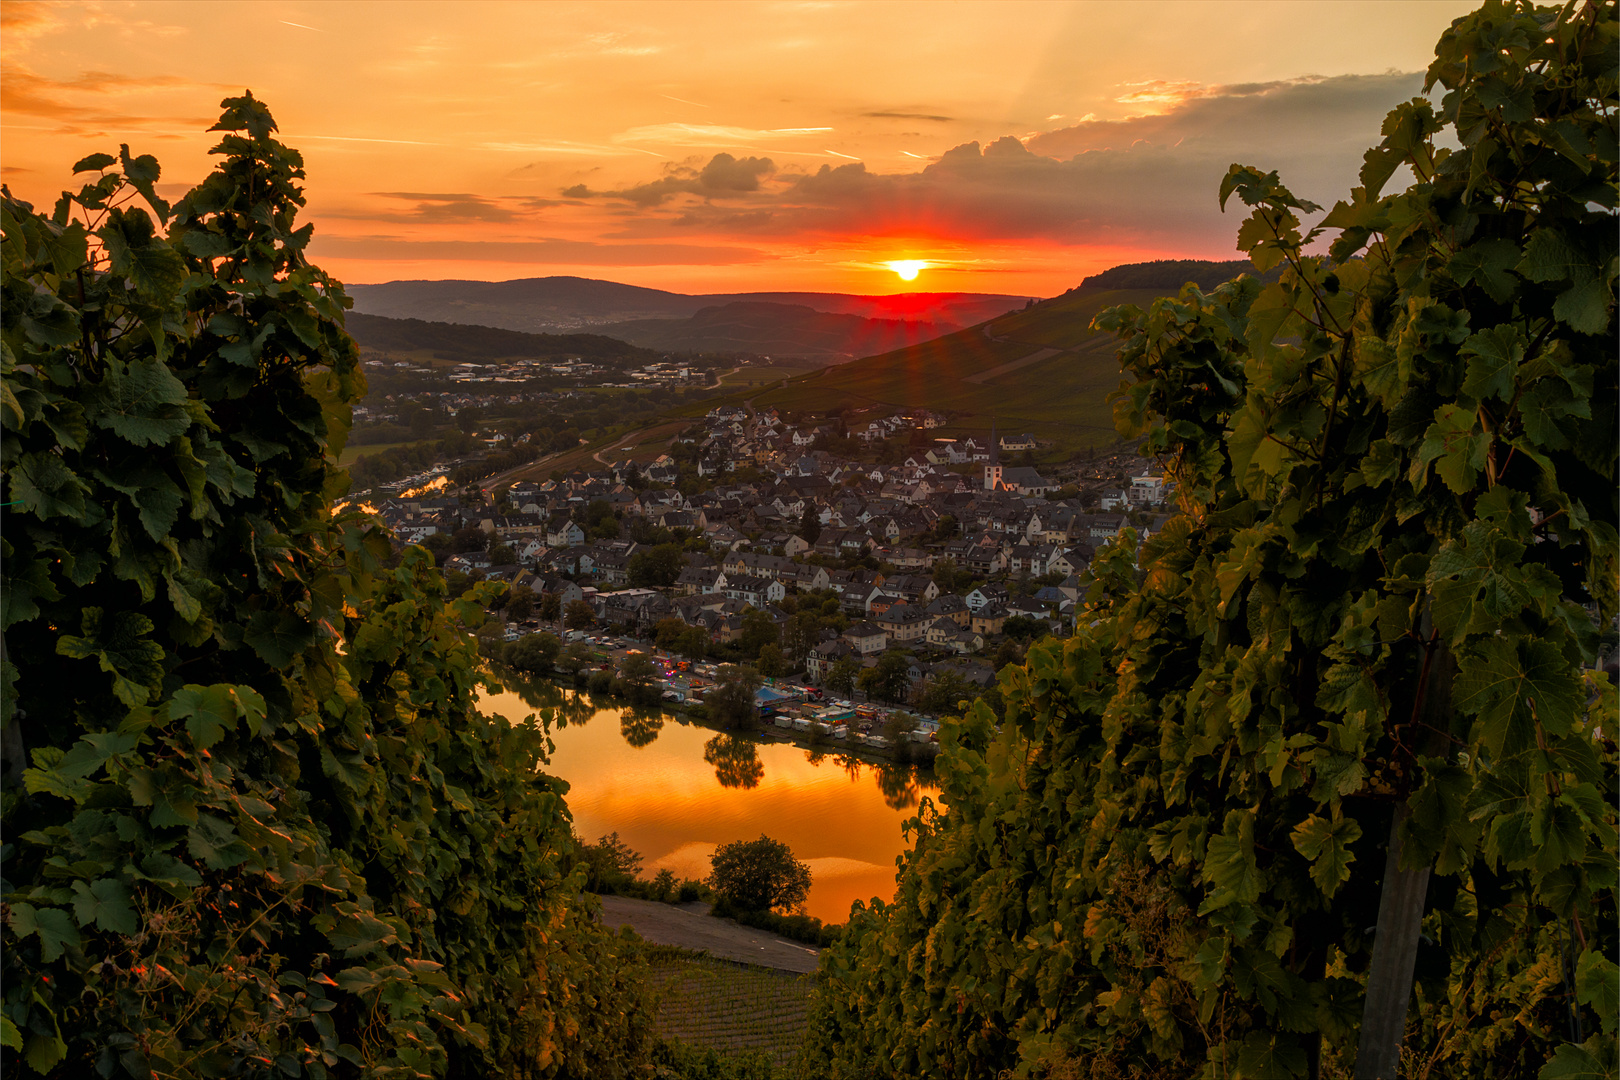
717,362,824,389
339,440,413,466
645,948,812,1068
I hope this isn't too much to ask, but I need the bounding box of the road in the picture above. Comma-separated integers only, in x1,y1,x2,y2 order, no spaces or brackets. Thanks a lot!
596,894,821,973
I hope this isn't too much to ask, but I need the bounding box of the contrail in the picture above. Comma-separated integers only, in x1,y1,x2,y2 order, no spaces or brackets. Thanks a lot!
280,20,323,31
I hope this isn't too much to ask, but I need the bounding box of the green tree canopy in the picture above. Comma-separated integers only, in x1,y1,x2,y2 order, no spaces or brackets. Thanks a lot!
706,664,763,731
707,835,812,914
564,599,596,631
627,542,686,588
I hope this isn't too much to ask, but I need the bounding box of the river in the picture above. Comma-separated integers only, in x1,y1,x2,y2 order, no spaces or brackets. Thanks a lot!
479,675,940,923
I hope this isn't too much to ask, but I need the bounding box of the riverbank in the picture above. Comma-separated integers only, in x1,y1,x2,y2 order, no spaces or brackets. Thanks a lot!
503,663,941,770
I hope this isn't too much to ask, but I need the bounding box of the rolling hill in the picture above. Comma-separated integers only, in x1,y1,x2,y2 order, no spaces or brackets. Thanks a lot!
745,259,1263,453
595,301,960,360
347,275,1027,336
343,312,661,365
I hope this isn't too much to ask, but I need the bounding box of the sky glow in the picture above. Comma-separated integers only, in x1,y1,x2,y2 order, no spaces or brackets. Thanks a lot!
1,0,1481,295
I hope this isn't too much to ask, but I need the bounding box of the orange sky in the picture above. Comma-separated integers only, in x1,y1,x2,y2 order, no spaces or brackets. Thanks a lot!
3,0,1480,296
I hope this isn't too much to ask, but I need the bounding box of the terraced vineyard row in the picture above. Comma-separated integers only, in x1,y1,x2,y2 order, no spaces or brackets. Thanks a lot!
646,947,814,1068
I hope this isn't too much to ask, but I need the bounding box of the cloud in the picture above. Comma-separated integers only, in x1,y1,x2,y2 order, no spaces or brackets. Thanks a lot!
0,68,223,132
571,153,777,206
371,191,518,222
863,111,953,122
309,235,768,266
612,123,833,148
567,72,1430,254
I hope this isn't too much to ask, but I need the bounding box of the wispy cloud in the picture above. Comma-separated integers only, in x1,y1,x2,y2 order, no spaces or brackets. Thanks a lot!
485,140,663,157
289,133,441,146
864,110,952,122
613,123,834,148
310,235,766,266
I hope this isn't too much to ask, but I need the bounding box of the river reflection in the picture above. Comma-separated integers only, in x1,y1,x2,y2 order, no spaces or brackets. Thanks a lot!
703,734,764,789
479,674,940,923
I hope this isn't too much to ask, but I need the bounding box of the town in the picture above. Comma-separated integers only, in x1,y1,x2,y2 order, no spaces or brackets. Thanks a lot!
364,401,1174,725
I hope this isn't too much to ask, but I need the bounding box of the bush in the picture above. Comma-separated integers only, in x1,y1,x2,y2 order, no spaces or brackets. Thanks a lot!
712,900,843,949
651,1040,779,1080
581,832,644,894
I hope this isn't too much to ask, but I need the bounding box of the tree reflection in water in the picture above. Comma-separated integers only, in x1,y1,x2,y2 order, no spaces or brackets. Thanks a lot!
503,672,595,730
874,763,921,811
620,707,664,749
703,734,764,789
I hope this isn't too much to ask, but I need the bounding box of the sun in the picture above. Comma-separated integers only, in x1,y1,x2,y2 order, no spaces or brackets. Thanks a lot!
887,260,926,281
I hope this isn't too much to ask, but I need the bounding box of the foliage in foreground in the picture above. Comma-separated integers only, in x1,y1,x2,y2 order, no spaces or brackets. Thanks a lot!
806,4,1617,1078
1,97,654,1077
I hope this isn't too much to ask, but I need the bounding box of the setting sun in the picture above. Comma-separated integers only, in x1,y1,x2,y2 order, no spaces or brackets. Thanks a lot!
888,260,927,281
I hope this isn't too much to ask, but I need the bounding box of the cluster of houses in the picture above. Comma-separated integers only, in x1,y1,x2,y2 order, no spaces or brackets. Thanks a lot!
372,404,1174,701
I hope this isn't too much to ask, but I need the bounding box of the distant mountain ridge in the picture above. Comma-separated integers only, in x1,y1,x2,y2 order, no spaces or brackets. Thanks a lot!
347,275,1028,337
1075,259,1265,292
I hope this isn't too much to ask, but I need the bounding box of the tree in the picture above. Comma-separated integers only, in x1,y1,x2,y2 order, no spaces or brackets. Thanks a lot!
1001,615,1047,641
450,524,488,552
825,655,861,696
917,670,974,716
618,652,661,707
738,608,779,657
507,631,560,675
756,642,788,678
537,590,562,623
654,617,688,651
419,531,452,565
706,664,763,731
706,835,812,914
800,504,822,544
506,585,537,621
1,96,654,1078
488,541,518,566
932,556,972,594
627,542,686,588
807,7,1618,1078
564,599,596,631
580,833,643,893
858,650,912,704
676,627,712,661
557,640,593,681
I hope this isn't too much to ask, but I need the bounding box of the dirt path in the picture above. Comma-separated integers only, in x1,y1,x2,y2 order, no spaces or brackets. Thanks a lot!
596,895,822,974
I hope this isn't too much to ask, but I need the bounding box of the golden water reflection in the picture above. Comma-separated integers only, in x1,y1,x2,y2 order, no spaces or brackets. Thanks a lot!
479,676,939,923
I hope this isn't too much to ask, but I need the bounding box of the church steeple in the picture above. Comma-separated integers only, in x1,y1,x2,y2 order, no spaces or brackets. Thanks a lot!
984,417,1002,491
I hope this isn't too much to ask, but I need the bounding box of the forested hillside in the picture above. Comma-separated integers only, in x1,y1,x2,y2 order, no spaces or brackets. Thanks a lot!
345,311,662,364
804,5,1618,1079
